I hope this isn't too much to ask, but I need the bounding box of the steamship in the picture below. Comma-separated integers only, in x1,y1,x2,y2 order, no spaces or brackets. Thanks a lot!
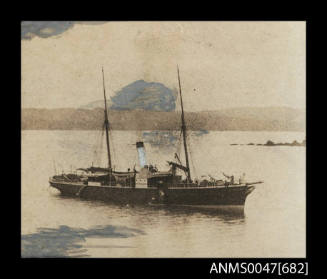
49,67,262,209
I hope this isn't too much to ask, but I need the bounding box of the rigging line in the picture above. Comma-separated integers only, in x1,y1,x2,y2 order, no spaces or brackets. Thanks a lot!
96,124,105,167
95,125,102,149
183,127,196,179
52,158,57,175
182,127,194,177
176,129,183,160
188,137,197,180
92,125,104,166
100,124,105,166
92,130,99,163
174,129,187,177
109,128,117,170
57,162,64,174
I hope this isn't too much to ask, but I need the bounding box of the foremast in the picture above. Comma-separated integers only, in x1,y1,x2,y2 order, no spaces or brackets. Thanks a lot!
102,67,112,174
177,66,191,182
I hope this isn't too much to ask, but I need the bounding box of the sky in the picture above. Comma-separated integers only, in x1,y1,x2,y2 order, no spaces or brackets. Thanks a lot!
21,21,305,111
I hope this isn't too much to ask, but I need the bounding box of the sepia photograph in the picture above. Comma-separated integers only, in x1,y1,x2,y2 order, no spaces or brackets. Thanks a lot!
21,21,306,258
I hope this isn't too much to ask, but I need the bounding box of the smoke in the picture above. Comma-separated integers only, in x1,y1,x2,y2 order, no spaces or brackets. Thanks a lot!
21,21,106,40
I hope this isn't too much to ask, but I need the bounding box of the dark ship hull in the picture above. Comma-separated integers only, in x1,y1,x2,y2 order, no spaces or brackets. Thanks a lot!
49,179,255,208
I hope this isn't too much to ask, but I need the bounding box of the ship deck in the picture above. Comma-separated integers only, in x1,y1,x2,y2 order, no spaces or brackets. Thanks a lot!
49,179,250,189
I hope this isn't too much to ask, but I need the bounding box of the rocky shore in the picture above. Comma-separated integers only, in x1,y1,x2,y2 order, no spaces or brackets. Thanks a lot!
231,139,306,147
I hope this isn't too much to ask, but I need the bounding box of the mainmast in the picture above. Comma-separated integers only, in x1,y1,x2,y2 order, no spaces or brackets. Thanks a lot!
102,67,112,172
177,65,191,182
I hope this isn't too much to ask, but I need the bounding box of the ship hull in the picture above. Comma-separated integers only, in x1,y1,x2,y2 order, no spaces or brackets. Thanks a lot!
49,180,255,207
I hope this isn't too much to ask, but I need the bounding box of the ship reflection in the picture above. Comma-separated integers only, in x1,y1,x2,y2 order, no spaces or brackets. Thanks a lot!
142,203,244,221
146,204,245,221
52,193,245,221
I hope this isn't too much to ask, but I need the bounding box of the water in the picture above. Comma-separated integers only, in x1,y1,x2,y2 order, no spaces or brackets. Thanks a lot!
21,130,306,257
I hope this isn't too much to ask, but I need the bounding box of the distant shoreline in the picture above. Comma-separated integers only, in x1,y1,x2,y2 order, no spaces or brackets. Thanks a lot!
21,107,305,132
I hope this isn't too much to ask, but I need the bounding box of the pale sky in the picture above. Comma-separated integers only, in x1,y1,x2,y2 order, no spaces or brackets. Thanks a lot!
21,21,305,111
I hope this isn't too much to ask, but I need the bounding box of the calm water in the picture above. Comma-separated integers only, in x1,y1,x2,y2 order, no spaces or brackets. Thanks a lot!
21,130,306,258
